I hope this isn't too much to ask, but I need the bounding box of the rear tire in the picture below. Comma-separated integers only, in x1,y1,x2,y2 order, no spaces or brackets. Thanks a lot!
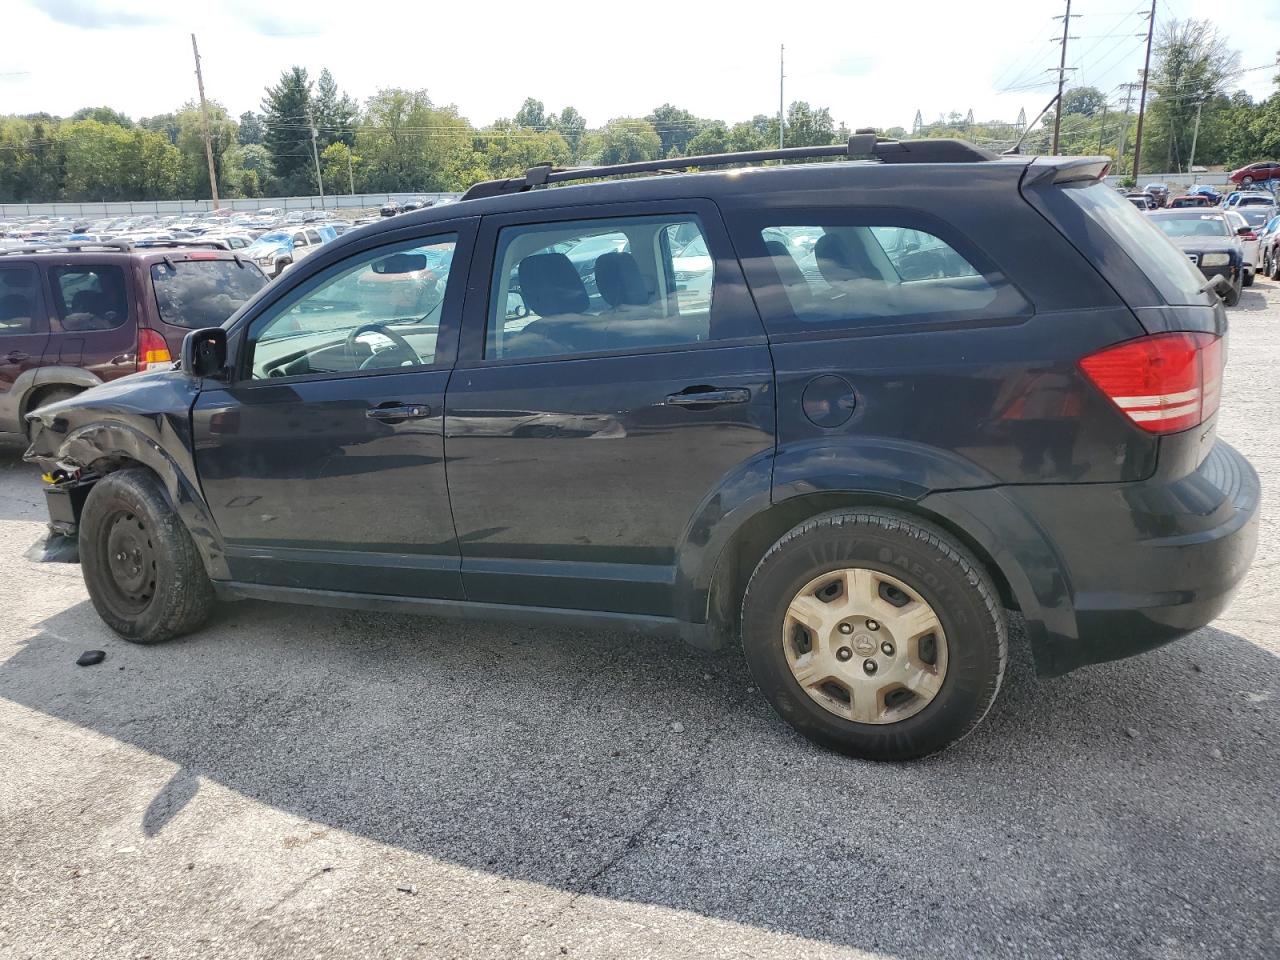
740,509,1007,761
79,469,215,644
1244,269,1255,288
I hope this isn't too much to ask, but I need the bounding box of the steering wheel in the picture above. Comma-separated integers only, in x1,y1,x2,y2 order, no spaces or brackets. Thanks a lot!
344,322,422,370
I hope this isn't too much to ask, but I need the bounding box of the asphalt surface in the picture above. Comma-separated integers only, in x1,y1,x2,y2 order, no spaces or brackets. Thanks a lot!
1,285,1278,960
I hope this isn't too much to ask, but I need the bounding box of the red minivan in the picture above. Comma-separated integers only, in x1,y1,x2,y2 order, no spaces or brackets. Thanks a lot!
0,242,267,441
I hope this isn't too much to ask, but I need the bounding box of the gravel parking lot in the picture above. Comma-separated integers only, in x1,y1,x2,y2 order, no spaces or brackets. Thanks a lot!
1,286,1277,960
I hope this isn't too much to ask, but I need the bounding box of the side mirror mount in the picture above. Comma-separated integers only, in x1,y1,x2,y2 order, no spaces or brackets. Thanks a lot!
182,327,228,379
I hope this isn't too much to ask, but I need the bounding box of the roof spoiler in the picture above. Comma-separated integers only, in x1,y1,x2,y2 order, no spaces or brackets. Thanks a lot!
1023,156,1112,187
460,133,999,201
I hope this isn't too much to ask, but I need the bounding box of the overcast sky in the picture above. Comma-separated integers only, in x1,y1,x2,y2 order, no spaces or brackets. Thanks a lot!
2,0,1276,131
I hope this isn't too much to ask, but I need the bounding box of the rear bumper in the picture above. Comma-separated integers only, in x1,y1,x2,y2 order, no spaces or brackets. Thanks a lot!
923,440,1260,676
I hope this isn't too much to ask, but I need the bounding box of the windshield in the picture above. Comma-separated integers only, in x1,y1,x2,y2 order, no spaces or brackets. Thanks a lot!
1238,209,1272,227
150,259,268,328
1153,214,1231,238
1061,183,1210,305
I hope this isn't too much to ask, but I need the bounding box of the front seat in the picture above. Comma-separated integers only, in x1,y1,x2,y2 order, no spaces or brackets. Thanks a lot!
507,252,595,356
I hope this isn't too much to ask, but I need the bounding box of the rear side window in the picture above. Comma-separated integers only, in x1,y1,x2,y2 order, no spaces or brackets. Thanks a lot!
0,265,38,335
486,215,714,360
1059,183,1208,306
738,216,1025,334
50,264,129,331
150,260,268,329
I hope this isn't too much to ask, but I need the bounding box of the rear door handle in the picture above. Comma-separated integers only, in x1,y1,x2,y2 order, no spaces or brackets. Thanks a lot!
366,402,431,422
664,387,751,407
5,351,30,363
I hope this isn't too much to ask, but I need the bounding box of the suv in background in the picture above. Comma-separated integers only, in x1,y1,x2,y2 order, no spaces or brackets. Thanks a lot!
25,137,1259,761
1,241,266,441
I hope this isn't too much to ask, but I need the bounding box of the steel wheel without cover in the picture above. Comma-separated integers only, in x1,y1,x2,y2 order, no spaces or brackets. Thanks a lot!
99,509,158,616
782,567,948,724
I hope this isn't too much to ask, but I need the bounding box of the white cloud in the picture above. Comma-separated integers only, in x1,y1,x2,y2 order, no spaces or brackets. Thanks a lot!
0,0,1275,130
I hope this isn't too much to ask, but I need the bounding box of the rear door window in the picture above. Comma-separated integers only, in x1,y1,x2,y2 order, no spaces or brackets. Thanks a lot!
150,259,269,329
740,217,1025,334
50,264,129,331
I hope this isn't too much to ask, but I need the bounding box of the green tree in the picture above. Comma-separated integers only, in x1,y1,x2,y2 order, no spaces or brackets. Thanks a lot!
592,118,662,164
514,98,547,130
646,103,699,156
784,101,838,147
320,141,356,194
138,112,179,144
71,106,132,127
1062,86,1107,118
1141,19,1241,173
261,66,315,193
237,111,264,145
552,106,587,159
313,68,357,150
175,101,237,198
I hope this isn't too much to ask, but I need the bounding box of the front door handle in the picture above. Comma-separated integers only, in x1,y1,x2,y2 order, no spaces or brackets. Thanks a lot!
5,351,30,363
366,402,431,422
664,387,751,408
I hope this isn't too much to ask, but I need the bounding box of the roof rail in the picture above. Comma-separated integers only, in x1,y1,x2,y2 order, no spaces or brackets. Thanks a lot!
0,239,133,256
460,134,998,201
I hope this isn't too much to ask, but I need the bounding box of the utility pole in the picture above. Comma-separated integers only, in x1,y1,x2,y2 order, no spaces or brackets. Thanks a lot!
778,44,785,149
1097,101,1109,153
308,108,325,210
1187,98,1204,174
190,34,219,210
1051,0,1076,155
347,149,355,195
1117,81,1140,174
1132,0,1157,179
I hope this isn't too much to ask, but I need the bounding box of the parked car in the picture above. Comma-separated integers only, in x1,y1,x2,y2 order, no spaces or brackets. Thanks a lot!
1224,210,1260,286
25,139,1258,762
1142,182,1169,207
243,226,336,278
380,200,402,218
1257,214,1280,279
1124,193,1154,210
1147,209,1244,305
1168,194,1213,209
1227,161,1280,187
1,241,266,440
1224,191,1275,210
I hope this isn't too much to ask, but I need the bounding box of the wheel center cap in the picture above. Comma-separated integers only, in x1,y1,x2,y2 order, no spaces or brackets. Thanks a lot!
851,633,877,657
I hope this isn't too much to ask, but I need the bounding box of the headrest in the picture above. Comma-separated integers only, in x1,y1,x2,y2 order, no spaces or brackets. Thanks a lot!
814,232,879,285
517,253,589,317
595,251,649,307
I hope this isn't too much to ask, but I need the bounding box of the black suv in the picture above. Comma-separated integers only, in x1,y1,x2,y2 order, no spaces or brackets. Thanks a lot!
25,136,1259,760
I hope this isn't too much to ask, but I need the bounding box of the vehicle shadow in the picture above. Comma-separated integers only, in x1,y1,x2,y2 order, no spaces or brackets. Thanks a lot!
1233,286,1271,311
2,596,1276,958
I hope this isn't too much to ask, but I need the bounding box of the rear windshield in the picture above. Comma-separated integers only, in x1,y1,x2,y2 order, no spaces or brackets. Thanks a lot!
1063,183,1209,305
150,259,267,328
1152,213,1231,238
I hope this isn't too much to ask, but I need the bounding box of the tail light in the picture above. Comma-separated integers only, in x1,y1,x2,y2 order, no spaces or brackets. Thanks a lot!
138,328,172,371
1079,332,1224,435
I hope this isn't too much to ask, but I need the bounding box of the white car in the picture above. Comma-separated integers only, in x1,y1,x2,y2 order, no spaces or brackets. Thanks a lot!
1226,209,1263,287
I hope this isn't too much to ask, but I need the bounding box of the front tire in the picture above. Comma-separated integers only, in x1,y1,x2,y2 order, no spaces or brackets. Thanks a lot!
79,470,215,644
740,510,1007,761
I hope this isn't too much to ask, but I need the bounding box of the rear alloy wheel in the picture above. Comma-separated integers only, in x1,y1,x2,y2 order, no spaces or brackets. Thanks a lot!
741,509,1006,761
782,567,948,724
80,469,215,644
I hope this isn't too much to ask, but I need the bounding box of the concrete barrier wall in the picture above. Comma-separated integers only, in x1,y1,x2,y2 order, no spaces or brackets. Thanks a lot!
0,193,462,218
